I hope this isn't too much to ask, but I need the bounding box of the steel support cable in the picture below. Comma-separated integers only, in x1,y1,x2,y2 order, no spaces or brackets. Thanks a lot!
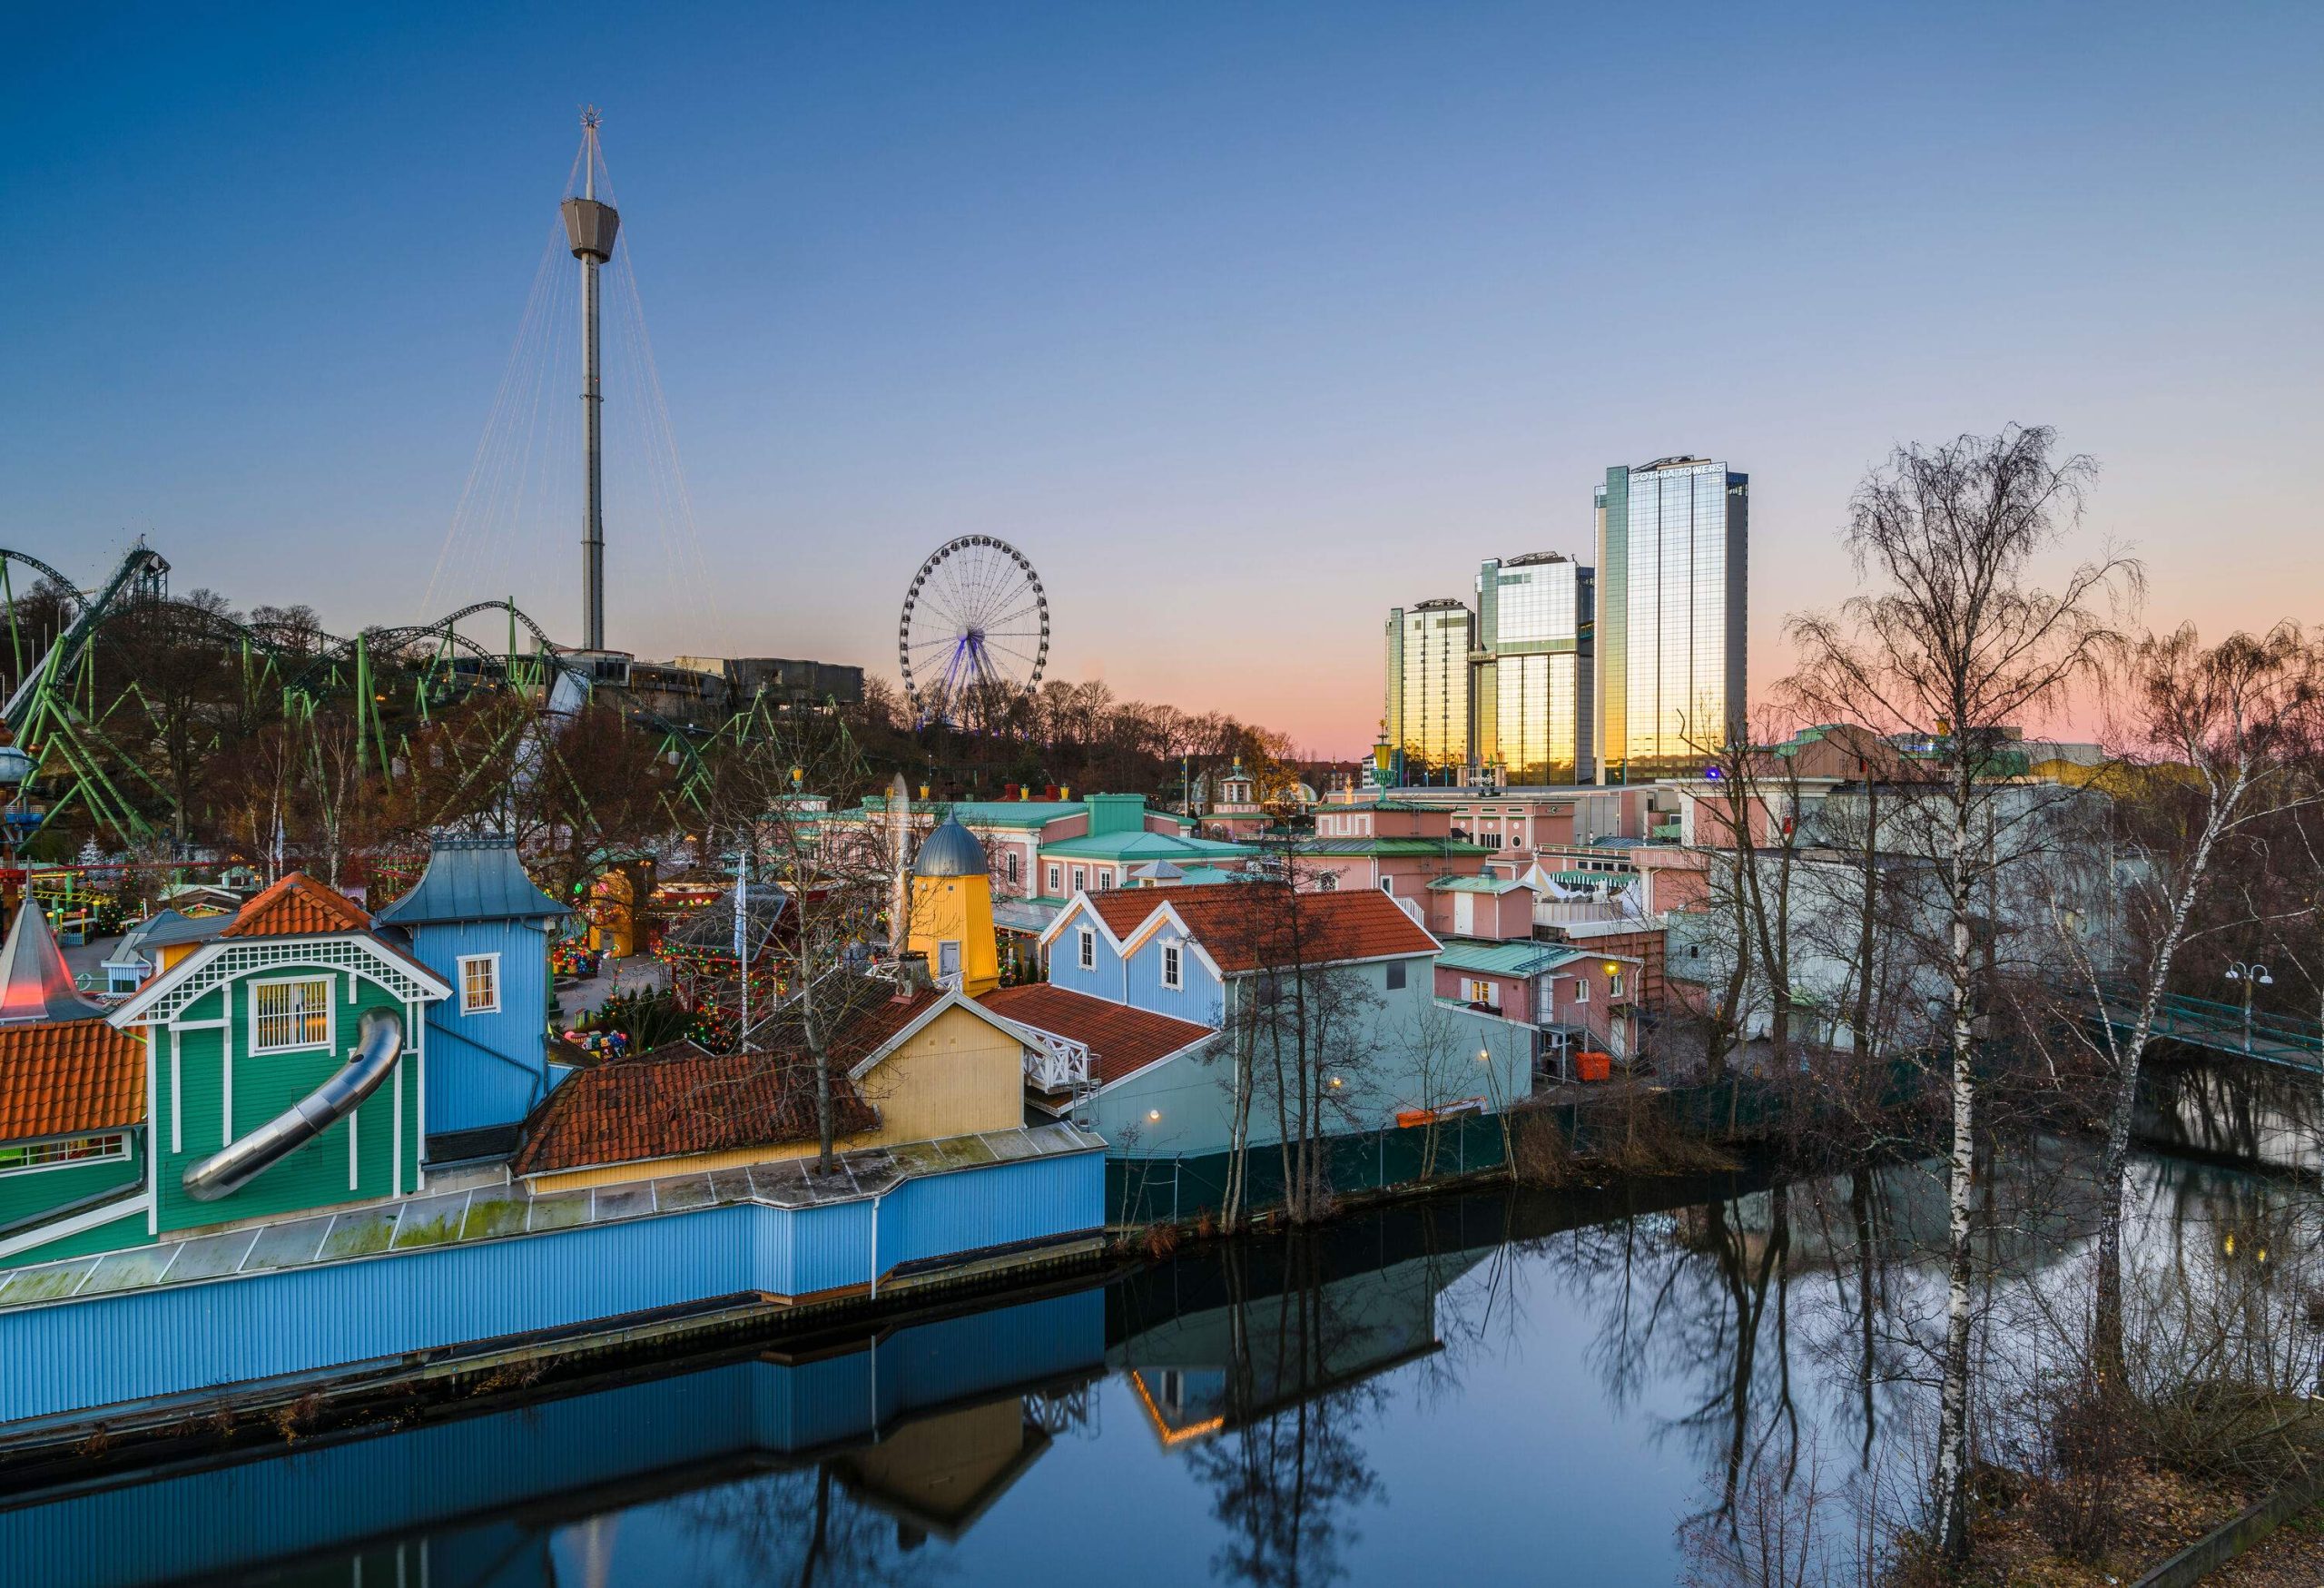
611,239,718,629
426,219,569,611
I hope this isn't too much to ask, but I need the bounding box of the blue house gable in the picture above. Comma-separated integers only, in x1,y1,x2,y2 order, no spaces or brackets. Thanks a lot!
373,836,568,1151
1039,894,1227,1027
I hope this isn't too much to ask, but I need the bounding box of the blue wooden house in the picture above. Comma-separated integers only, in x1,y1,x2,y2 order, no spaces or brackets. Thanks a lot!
988,883,1535,1156
371,835,568,1157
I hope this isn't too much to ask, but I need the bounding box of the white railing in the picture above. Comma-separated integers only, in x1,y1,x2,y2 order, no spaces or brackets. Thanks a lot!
1020,1030,1092,1091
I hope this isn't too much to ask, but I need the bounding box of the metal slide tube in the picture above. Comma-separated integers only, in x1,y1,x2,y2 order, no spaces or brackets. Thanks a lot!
181,1009,403,1202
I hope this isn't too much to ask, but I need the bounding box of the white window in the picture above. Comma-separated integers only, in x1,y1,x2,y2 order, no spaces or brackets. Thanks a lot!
0,1132,129,1176
1380,877,1393,894
1610,971,1626,1000
1078,928,1096,971
1006,851,1021,886
1072,865,1088,893
1096,870,1113,891
1162,942,1183,990
1573,977,1590,1004
1047,863,1063,895
1464,978,1499,1007
458,953,501,1015
252,977,333,1053
1318,872,1338,891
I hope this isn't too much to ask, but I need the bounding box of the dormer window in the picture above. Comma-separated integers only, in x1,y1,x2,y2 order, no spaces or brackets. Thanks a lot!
1078,928,1096,971
1162,942,1184,990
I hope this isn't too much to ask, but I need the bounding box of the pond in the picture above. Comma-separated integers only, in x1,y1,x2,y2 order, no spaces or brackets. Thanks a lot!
8,1143,2304,1587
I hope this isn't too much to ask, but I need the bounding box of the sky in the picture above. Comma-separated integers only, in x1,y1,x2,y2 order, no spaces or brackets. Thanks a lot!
6,3,2320,757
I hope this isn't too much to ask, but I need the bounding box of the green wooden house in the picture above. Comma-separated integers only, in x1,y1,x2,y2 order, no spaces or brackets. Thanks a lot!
0,873,453,1269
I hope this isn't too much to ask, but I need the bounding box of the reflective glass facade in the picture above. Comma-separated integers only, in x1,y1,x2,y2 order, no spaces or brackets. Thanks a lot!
1473,554,1593,784
1384,599,1474,778
1593,459,1747,780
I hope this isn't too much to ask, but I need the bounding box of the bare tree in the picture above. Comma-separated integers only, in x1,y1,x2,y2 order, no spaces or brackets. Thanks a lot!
698,703,898,1172
2040,624,2319,1372
1787,425,2137,1563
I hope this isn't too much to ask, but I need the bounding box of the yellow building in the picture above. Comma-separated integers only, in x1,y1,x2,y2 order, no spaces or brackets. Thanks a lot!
907,816,1000,998
513,987,1033,1192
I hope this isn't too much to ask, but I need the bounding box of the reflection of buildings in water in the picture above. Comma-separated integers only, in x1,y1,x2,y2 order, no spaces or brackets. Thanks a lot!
1114,1208,1506,1448
0,1290,1107,1588
1673,1138,2112,1277
827,1396,1053,1546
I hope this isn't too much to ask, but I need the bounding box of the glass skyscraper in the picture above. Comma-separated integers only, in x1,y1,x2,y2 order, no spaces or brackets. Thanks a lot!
1384,598,1475,780
1593,458,1748,781
1473,553,1593,785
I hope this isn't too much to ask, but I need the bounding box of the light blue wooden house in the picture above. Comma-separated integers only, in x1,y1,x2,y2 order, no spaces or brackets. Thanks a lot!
990,884,1535,1157
371,835,568,1157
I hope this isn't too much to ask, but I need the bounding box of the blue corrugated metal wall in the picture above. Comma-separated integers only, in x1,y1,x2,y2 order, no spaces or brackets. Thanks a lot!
0,1150,1103,1427
0,1289,1108,1588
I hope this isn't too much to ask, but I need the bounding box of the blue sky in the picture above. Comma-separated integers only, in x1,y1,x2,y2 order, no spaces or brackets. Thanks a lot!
7,3,2319,754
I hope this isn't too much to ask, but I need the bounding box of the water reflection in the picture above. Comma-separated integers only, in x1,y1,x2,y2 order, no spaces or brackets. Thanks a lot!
3,1146,2299,1588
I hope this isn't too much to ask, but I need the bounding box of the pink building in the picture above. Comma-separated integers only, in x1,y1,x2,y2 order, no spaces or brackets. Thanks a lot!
1422,876,1535,941
1432,938,1644,1061
1295,800,1492,902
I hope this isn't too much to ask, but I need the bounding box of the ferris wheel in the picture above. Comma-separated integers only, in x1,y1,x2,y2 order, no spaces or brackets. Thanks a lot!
898,536,1049,727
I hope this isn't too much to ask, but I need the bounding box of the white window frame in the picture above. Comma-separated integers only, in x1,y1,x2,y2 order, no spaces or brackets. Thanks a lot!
1379,877,1393,894
1096,870,1113,892
0,1131,131,1177
1046,863,1063,895
1071,865,1088,893
1573,977,1590,1004
1078,927,1096,971
1005,850,1021,886
1610,971,1625,1000
1464,978,1499,1007
458,952,502,1016
1161,942,1183,990
249,974,336,1055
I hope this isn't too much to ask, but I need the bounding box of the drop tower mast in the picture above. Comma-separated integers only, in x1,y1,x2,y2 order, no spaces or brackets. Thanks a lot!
560,109,619,653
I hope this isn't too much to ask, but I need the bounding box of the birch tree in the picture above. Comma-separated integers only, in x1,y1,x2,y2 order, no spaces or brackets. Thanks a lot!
2049,624,2318,1372
1787,425,2136,1563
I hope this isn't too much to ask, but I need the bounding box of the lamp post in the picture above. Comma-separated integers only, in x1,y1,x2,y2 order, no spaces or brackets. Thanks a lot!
2226,962,2274,1052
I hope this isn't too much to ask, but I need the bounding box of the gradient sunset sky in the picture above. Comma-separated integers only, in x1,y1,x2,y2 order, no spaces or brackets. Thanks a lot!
8,4,2319,756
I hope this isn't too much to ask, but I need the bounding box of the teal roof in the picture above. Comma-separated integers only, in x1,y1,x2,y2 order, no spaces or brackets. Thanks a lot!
1433,939,1581,978
1039,830,1255,862
1427,875,1525,893
1300,837,1490,858
847,798,1086,832
374,836,566,926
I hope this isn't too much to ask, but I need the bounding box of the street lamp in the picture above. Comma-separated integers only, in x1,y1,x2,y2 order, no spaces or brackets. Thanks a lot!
2226,962,2274,1052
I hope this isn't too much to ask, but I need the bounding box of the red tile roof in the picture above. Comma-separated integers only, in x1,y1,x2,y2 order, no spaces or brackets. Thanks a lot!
981,983,1216,1085
222,873,373,939
1080,884,1437,972
513,986,942,1176
513,1042,880,1176
0,1021,146,1141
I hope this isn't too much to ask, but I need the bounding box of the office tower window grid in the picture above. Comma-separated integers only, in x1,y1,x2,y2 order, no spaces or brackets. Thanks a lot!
1474,555,1593,784
1599,459,1747,778
1384,600,1474,777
